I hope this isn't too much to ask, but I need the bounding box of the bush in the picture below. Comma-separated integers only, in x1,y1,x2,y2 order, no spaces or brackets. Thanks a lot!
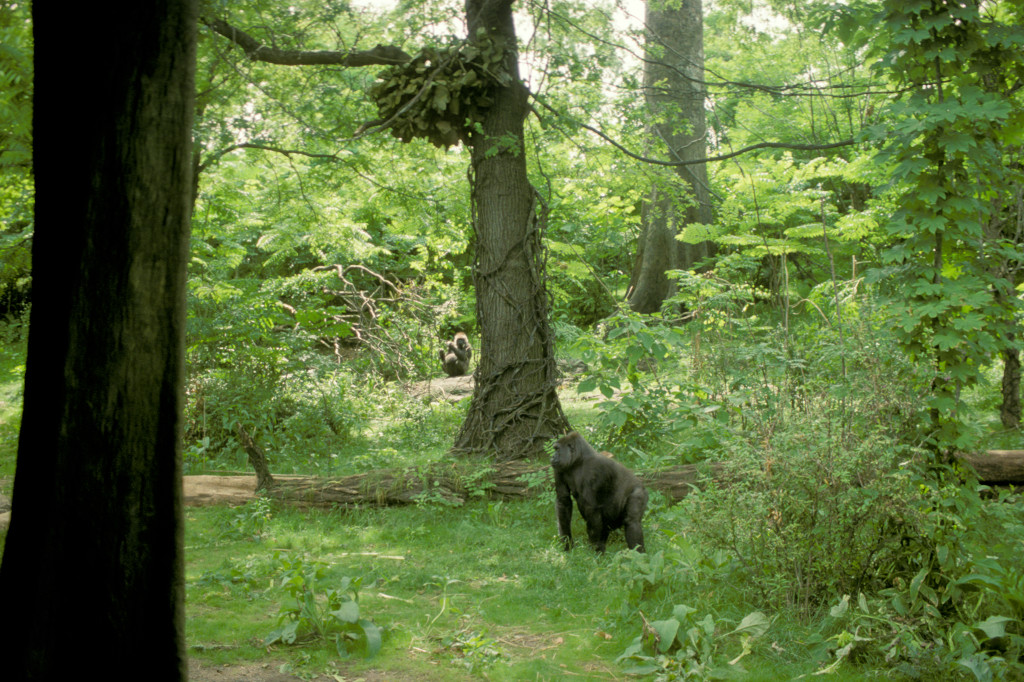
684,418,923,614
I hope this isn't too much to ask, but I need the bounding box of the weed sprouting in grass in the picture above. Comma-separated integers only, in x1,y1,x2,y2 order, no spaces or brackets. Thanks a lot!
617,606,770,679
264,551,383,659
220,494,274,542
439,628,509,673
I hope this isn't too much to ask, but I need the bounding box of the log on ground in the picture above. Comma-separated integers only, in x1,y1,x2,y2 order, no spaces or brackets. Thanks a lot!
182,451,1023,510
182,460,722,509
960,450,1024,484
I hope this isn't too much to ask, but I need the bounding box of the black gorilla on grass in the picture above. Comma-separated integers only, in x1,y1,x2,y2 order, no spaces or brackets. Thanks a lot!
551,431,647,553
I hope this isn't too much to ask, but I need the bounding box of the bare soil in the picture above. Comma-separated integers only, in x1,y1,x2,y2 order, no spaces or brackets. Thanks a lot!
188,659,402,681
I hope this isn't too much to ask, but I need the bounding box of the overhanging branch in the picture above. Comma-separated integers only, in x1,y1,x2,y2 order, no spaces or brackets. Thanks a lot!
531,94,857,167
204,17,411,66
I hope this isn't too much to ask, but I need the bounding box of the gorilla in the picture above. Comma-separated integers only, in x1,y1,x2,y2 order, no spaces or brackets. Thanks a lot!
439,331,472,377
551,431,647,553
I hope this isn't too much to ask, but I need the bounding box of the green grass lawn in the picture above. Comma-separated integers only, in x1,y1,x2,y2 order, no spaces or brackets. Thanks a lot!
183,495,870,680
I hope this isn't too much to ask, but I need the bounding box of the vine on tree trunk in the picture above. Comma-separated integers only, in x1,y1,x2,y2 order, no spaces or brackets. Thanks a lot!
454,185,569,460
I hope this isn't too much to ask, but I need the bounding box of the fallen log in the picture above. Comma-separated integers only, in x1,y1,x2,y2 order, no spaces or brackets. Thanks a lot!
181,450,1023,510
961,450,1024,484
182,460,721,509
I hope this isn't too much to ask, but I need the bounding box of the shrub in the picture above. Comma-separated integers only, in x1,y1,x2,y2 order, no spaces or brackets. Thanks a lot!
684,418,923,614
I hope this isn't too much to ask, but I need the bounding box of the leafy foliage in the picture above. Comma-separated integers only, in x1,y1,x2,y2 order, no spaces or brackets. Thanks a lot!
617,604,769,679
0,0,32,319
866,0,1024,450
265,552,383,659
370,32,512,147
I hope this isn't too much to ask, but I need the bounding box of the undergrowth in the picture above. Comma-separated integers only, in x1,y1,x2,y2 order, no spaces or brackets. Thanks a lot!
2,292,1021,679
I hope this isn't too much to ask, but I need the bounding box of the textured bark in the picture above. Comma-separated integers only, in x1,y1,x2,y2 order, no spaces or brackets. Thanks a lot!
1001,342,1021,429
628,0,714,313
963,450,1024,483
453,0,569,459
236,424,276,491
0,2,196,678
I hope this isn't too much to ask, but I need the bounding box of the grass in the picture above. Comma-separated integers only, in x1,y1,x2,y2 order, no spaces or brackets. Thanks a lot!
183,495,860,680
0,323,25,484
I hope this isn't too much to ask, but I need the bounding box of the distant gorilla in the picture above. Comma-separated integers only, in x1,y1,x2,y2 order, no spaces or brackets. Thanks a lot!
439,331,472,377
551,431,647,553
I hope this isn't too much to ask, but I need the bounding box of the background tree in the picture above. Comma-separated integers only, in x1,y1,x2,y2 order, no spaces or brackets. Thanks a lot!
0,0,33,320
0,0,196,677
203,0,568,459
628,0,714,314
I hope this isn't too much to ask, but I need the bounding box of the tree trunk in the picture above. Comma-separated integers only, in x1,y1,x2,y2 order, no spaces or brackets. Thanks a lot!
1002,339,1021,429
628,0,714,313
236,424,276,491
0,2,196,678
454,0,569,459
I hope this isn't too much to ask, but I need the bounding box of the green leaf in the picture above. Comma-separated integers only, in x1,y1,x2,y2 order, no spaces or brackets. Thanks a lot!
650,618,680,653
727,611,770,639
359,619,383,657
830,595,850,618
959,653,993,682
331,600,360,624
974,615,1013,640
909,567,928,604
432,84,450,112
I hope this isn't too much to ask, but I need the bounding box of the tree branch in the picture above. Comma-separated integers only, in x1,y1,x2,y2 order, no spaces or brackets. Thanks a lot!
204,17,411,66
531,94,857,167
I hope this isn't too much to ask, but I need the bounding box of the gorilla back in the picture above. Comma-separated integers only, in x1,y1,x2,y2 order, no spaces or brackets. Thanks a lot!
551,431,647,553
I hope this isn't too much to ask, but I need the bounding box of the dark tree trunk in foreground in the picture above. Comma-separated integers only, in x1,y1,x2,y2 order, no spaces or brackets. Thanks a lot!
628,0,714,313
0,2,196,678
454,0,569,459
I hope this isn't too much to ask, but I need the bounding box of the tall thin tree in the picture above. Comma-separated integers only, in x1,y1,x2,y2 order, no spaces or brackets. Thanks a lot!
204,1,569,459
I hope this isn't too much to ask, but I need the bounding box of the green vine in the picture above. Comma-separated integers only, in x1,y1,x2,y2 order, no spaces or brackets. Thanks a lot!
369,33,511,148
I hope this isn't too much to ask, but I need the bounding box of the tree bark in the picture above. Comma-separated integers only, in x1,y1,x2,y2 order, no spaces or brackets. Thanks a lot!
236,424,276,491
1002,338,1021,429
453,0,569,459
965,450,1024,484
0,2,196,678
628,0,714,313
204,17,411,66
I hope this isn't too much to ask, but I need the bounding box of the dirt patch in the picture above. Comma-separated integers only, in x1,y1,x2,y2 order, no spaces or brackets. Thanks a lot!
403,374,474,401
188,659,400,682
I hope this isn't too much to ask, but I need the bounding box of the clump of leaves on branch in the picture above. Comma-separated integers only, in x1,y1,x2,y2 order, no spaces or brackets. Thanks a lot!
368,32,511,148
